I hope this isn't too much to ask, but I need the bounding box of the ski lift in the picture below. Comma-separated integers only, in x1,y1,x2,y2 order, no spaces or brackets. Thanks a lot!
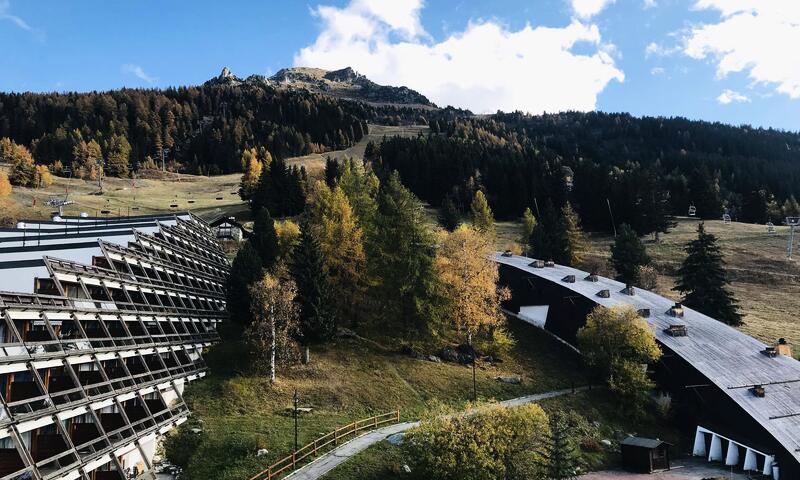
722,213,731,224
767,222,775,233
688,205,697,217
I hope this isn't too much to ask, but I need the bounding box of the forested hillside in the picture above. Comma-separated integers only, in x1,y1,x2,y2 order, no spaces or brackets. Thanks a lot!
379,111,800,233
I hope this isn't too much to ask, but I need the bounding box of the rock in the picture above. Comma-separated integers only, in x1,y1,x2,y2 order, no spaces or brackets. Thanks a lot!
256,449,269,457
601,439,613,447
402,464,412,474
190,428,202,434
440,344,478,364
592,421,601,428
387,433,406,445
495,376,521,384
427,355,441,363
220,67,233,79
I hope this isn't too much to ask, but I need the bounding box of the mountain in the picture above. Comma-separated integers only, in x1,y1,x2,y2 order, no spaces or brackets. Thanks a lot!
204,66,435,108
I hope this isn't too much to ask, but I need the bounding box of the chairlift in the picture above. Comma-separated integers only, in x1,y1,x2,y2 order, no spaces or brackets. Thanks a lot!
688,205,697,217
100,209,111,215
722,213,731,224
767,222,775,233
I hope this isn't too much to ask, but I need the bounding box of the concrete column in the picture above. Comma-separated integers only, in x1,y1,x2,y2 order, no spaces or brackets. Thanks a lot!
725,441,739,466
709,434,723,462
763,455,774,476
692,428,707,457
743,448,758,471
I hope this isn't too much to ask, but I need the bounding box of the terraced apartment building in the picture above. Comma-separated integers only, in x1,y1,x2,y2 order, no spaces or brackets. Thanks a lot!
0,213,226,480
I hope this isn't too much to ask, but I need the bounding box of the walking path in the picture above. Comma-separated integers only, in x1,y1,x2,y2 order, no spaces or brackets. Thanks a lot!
284,386,591,480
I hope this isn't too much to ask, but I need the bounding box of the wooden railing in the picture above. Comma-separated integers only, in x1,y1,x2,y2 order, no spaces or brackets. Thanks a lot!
248,410,401,480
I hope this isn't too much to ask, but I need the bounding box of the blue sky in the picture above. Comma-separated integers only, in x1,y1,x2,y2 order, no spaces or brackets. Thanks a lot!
2,0,798,131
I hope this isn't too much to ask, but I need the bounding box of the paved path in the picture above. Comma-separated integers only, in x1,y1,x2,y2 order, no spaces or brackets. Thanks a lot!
283,386,591,480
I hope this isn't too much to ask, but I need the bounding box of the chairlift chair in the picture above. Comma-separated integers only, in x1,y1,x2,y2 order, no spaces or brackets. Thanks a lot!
722,213,731,224
688,205,697,217
767,222,775,233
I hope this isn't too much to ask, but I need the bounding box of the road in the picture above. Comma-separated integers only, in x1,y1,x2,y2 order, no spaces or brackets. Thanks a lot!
283,386,591,480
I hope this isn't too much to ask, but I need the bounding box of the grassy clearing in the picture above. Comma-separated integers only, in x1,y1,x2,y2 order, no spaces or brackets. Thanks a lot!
169,318,589,479
286,124,428,175
495,217,800,354
324,388,684,480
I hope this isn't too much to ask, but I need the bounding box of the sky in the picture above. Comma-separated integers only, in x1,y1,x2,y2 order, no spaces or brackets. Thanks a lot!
1,0,799,131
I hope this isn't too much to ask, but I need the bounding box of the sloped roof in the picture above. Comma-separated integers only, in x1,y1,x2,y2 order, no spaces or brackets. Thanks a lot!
620,436,671,449
495,253,800,463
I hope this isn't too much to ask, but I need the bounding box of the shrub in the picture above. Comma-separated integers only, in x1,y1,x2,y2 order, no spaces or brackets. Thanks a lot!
637,264,658,290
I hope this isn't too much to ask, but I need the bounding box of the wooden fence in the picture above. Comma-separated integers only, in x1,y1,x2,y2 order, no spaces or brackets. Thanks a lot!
248,410,401,480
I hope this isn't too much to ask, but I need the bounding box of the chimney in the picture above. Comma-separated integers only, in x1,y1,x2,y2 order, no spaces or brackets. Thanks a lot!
667,303,684,318
584,273,599,282
664,324,688,337
562,275,576,283
637,308,650,318
501,250,513,257
597,289,610,298
529,260,545,268
544,260,555,267
775,338,793,357
621,284,635,296
751,385,766,398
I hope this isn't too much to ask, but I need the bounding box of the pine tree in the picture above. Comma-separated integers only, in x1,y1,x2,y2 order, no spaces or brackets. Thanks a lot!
674,223,742,326
324,157,341,187
561,202,587,267
610,223,651,285
439,194,461,231
529,200,567,264
370,172,444,335
253,208,279,270
469,190,495,237
292,216,336,344
226,242,263,327
545,412,582,480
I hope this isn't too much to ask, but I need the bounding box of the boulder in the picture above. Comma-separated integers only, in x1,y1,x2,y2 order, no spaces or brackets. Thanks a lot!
495,376,522,384
256,449,269,457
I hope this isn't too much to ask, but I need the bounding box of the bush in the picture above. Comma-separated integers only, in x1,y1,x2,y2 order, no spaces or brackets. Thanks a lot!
580,438,603,453
637,264,658,290
405,403,550,480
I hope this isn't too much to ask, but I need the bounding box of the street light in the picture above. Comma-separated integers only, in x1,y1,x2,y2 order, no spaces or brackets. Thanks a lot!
293,389,299,453
469,332,477,401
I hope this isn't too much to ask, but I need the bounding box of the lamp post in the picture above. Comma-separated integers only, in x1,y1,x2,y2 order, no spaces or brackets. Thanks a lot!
293,389,299,453
469,332,476,401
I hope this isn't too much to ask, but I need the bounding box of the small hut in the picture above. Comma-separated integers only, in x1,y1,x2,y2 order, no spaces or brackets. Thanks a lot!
620,436,672,473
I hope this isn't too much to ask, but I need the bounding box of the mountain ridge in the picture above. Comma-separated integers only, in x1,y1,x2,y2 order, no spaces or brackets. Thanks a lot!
204,66,435,108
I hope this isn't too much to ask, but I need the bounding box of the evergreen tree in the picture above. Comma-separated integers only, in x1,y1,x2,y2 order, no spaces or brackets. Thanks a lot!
674,223,742,326
688,167,723,220
635,168,675,240
226,242,263,326
529,200,568,264
610,223,651,285
439,194,461,231
370,172,444,335
292,216,336,344
253,208,279,270
469,190,495,237
544,411,582,480
324,157,341,187
561,202,587,267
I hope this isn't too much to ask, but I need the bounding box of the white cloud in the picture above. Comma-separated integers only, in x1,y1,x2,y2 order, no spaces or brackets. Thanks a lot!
0,0,44,41
645,41,679,58
643,0,657,9
685,1,800,99
570,0,615,19
121,64,157,84
295,1,624,113
650,66,665,76
717,89,750,104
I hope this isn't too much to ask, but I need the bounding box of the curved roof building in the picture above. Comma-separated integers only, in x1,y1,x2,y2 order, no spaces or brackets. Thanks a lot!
496,253,800,480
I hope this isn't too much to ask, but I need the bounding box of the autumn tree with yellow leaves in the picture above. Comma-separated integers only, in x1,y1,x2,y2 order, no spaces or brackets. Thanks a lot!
435,225,512,352
307,181,366,322
239,147,269,201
